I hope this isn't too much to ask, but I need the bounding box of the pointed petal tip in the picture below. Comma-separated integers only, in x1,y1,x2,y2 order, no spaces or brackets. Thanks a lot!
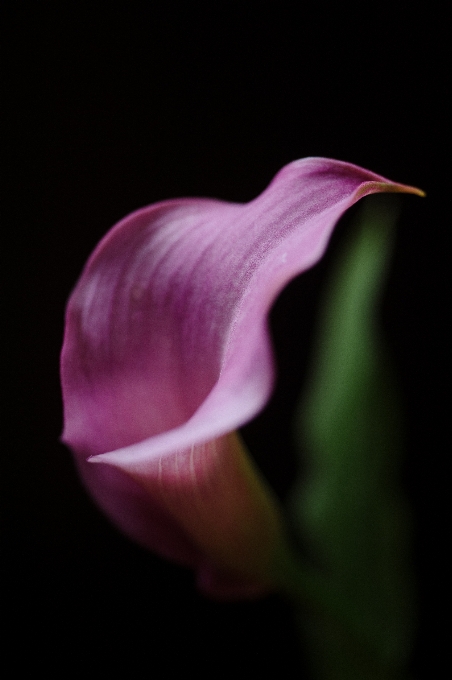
407,185,426,197
354,180,426,200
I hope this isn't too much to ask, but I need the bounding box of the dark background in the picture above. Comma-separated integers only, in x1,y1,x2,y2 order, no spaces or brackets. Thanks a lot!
3,3,448,676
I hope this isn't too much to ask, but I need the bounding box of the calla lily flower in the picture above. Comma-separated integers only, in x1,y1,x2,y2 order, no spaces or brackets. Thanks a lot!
61,158,422,598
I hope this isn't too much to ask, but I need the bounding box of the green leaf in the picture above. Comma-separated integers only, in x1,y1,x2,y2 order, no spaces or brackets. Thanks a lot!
289,196,414,679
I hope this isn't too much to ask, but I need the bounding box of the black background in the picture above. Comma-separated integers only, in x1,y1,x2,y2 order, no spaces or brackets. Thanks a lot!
3,3,449,676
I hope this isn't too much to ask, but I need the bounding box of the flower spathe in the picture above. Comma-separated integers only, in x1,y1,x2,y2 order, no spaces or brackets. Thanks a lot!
61,158,422,597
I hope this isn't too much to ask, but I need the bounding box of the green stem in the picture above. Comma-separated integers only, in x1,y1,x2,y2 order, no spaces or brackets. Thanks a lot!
272,547,409,680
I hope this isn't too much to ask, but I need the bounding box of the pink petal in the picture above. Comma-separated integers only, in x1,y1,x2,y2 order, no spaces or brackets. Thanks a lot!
61,158,422,596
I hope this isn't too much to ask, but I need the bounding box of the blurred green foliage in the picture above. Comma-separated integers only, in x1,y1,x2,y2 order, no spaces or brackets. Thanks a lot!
289,196,414,679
